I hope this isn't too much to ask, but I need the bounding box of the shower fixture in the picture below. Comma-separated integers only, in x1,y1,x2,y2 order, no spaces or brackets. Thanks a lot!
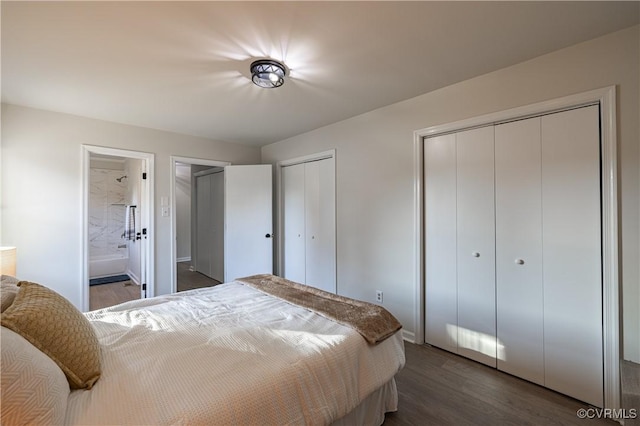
116,175,128,182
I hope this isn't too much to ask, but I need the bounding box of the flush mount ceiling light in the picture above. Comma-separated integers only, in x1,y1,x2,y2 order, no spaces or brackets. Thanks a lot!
250,59,286,89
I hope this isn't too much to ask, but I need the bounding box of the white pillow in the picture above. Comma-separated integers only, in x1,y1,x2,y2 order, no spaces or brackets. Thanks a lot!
1,326,70,425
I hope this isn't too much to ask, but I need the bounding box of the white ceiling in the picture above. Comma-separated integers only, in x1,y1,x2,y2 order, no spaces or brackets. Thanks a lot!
2,2,638,147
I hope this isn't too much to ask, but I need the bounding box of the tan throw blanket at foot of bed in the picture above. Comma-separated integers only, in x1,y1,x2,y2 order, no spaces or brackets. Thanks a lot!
236,274,402,344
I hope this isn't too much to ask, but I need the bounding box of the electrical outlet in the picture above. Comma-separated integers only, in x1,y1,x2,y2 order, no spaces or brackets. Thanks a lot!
376,290,383,303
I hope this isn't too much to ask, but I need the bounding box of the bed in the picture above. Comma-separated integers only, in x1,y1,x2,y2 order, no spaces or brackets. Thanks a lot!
1,274,405,425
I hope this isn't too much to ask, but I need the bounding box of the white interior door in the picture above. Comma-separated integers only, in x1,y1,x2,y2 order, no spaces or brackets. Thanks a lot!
224,165,273,282
139,161,148,299
195,174,212,276
495,117,544,385
304,159,336,293
283,163,306,284
210,171,224,282
456,126,497,367
542,105,603,407
424,133,458,354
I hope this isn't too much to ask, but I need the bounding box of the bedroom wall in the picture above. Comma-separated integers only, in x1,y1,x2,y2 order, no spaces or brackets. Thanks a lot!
261,25,640,362
0,104,260,308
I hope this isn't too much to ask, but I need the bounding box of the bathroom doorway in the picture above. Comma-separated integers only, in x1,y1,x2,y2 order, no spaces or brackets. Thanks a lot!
82,146,154,311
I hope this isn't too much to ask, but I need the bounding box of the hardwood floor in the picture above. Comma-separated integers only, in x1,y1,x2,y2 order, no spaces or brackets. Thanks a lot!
89,280,140,311
89,262,220,310
177,261,220,292
384,343,617,425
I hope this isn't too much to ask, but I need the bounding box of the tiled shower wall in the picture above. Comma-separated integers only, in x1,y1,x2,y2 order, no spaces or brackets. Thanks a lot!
89,168,127,258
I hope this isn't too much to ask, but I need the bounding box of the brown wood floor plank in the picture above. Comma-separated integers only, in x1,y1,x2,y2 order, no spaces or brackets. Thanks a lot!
384,343,617,425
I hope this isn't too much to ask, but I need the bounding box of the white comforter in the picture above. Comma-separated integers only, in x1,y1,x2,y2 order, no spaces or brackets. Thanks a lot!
66,282,405,425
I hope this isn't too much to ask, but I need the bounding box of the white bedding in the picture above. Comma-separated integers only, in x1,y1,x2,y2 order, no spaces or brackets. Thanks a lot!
66,282,405,425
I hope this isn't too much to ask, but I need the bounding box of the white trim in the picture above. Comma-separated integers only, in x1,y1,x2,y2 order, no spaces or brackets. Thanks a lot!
278,149,335,167
169,156,231,294
275,149,337,282
402,330,416,344
176,257,191,263
413,86,619,409
82,145,155,310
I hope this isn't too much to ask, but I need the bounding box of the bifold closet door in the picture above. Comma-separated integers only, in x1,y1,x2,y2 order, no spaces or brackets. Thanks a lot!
209,172,224,282
195,172,224,281
195,174,212,277
495,118,544,385
455,126,496,367
541,105,602,407
282,163,306,284
424,134,458,354
304,159,336,294
282,158,336,293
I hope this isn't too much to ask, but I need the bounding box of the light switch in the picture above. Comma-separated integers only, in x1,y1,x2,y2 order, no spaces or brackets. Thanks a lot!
161,196,169,206
161,207,170,217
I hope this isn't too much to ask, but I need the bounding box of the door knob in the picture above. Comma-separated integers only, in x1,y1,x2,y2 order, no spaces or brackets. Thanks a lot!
515,258,525,265
265,233,272,238
472,252,480,258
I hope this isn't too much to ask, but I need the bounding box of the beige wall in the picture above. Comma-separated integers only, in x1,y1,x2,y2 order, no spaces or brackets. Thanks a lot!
262,26,640,362
1,104,260,307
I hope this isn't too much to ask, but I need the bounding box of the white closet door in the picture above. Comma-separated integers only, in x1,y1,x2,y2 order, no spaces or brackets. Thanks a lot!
456,126,496,367
304,159,336,293
424,134,458,353
195,174,212,277
542,105,603,407
282,163,306,284
495,117,544,385
210,171,224,282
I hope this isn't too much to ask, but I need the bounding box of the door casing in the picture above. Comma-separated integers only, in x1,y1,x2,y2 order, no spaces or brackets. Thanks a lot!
81,145,155,311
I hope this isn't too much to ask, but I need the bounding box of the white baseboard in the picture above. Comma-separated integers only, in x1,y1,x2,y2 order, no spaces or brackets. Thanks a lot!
402,329,416,343
177,257,191,263
126,269,141,286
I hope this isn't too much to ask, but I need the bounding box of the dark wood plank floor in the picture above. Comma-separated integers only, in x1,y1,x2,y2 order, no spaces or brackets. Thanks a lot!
384,343,617,425
176,261,220,292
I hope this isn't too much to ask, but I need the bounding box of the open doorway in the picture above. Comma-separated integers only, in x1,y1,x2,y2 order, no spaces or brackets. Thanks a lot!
82,146,154,312
171,157,274,293
171,157,230,293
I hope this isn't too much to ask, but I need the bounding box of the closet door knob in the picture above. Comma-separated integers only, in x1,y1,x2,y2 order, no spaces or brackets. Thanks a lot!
472,252,480,258
515,258,525,265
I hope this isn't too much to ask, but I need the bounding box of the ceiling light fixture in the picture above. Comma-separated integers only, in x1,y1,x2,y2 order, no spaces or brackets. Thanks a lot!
250,59,286,89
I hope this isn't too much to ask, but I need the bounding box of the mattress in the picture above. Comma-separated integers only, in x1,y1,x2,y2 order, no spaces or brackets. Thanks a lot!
65,281,405,425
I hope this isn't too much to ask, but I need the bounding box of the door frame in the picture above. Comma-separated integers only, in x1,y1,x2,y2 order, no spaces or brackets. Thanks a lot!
275,149,336,280
81,145,155,310
169,156,230,293
413,86,619,408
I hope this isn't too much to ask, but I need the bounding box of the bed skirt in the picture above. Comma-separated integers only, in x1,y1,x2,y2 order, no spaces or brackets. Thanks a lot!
332,378,398,426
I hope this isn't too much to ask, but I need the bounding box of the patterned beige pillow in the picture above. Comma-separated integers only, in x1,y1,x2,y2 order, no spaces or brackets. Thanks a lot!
1,275,20,312
1,281,102,389
1,327,70,425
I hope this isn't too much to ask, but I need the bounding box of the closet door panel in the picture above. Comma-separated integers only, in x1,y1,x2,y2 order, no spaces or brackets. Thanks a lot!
424,134,458,353
316,158,336,293
282,163,306,284
304,159,336,293
542,105,603,407
195,174,212,277
456,126,496,367
494,118,544,385
210,172,225,282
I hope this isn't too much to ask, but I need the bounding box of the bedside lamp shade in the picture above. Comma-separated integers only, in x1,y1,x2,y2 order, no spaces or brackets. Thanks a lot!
1,247,17,276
